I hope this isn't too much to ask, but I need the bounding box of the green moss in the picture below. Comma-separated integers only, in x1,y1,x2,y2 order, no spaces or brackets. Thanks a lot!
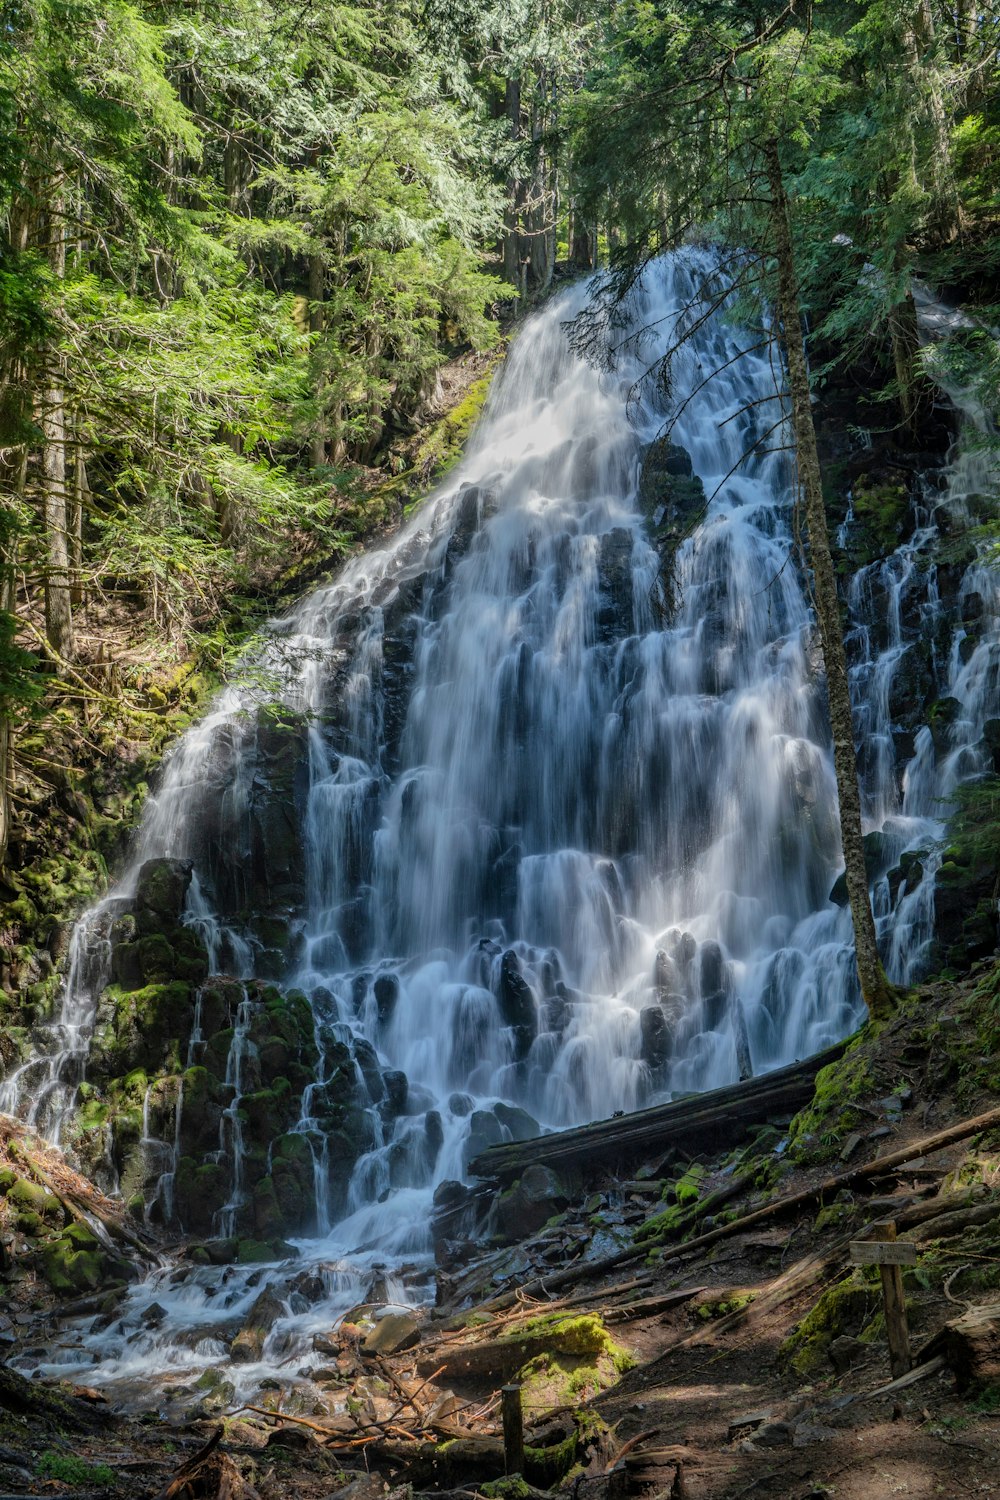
36,1451,115,1486
506,1314,634,1413
778,1276,878,1380
786,1036,872,1165
695,1291,754,1321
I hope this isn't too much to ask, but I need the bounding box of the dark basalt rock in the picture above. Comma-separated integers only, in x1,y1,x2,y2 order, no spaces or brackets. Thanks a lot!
497,949,537,1059
596,527,635,642
640,1004,672,1066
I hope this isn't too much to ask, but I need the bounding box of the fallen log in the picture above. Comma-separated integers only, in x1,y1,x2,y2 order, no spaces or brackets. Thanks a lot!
656,1103,1000,1268
416,1318,611,1382
469,1039,851,1184
918,1303,1000,1390
604,1287,706,1323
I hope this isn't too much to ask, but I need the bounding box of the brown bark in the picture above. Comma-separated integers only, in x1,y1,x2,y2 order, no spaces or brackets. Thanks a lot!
308,252,327,468
764,136,893,1022
42,185,74,663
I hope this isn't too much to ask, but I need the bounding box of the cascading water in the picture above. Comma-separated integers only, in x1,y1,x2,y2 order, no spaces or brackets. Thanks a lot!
5,252,999,1406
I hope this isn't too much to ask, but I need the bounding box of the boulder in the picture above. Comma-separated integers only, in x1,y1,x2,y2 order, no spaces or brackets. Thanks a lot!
464,1109,504,1169
493,1102,540,1142
134,858,193,930
362,1311,421,1356
495,1163,568,1239
497,949,537,1059
640,1005,672,1067
230,1287,285,1363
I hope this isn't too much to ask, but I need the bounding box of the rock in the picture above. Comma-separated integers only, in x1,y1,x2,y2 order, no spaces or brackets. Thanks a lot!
373,973,399,1026
134,858,193,929
829,1335,868,1374
493,1102,539,1142
230,1288,285,1363
361,1311,421,1356
448,1091,474,1116
382,1070,409,1117
497,950,537,1059
640,1005,672,1066
596,528,635,641
464,1109,504,1169
495,1163,568,1239
699,940,726,996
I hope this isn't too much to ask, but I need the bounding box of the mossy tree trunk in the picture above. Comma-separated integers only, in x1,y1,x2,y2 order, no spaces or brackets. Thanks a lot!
765,136,895,1023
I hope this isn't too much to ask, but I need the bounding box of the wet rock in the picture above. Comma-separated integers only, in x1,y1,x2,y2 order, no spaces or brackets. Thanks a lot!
382,1070,409,1117
134,858,193,932
639,438,707,544
464,1109,504,1169
448,1091,474,1117
362,1311,421,1356
597,527,635,641
231,1287,285,1363
497,949,537,1060
983,719,1000,775
698,940,726,996
493,1102,539,1141
640,1005,672,1066
373,973,399,1026
353,1037,385,1103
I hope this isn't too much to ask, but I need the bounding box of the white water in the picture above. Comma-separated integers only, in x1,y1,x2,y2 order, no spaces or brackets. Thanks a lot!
8,253,1000,1407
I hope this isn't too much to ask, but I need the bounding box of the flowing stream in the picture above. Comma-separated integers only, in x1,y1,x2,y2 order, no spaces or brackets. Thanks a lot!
6,252,1000,1408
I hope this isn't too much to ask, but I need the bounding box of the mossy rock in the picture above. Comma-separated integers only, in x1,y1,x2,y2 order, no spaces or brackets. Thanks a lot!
778,1277,878,1380
8,1178,63,1222
173,1157,228,1236
510,1314,634,1412
40,1224,107,1295
136,933,176,984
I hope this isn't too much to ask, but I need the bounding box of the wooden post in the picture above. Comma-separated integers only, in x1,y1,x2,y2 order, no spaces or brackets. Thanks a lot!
852,1222,912,1379
501,1383,524,1476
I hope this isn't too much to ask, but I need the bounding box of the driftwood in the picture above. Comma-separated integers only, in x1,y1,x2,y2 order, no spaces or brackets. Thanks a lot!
152,1427,261,1500
469,1039,851,1183
919,1303,1000,1390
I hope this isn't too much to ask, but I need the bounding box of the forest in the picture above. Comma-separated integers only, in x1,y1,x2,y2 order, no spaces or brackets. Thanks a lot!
1,2,1000,1499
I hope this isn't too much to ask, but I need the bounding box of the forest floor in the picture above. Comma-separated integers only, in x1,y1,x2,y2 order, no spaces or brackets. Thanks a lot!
1,965,1000,1499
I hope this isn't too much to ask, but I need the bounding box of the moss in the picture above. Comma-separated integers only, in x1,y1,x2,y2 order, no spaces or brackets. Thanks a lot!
36,1452,115,1486
695,1291,754,1320
786,1036,873,1165
482,1479,536,1500
778,1276,879,1380
507,1314,634,1413
40,1223,107,1295
7,1179,62,1221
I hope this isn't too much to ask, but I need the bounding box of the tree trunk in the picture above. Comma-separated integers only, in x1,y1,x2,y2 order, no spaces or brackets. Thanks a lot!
308,252,327,468
42,184,74,663
502,78,524,294
764,137,894,1022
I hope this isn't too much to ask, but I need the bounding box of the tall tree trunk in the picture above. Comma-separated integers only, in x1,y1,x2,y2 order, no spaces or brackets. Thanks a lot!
69,447,86,606
764,137,895,1022
308,252,327,468
42,184,74,663
502,78,524,294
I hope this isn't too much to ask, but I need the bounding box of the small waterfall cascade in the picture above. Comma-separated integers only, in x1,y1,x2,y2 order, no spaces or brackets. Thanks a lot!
4,253,1000,1404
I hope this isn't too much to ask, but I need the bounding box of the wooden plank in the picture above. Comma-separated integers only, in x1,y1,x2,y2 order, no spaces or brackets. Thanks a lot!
849,1240,918,1267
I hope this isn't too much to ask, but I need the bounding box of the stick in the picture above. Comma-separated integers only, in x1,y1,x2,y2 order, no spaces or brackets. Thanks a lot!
605,1428,661,1471
153,1426,223,1500
385,1363,447,1424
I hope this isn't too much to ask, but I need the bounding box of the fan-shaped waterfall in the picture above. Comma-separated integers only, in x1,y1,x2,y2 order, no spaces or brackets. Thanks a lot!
4,252,998,1403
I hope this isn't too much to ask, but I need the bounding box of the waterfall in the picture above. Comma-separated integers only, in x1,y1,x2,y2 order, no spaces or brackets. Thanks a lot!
6,252,1000,1402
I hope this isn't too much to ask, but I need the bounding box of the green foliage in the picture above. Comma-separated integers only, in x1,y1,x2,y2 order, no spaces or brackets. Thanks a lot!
35,1450,115,1486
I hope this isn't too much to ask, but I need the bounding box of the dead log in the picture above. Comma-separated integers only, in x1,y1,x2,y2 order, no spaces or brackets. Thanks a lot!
604,1287,705,1323
469,1039,851,1183
416,1319,610,1382
655,1103,1000,1268
918,1303,1000,1390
